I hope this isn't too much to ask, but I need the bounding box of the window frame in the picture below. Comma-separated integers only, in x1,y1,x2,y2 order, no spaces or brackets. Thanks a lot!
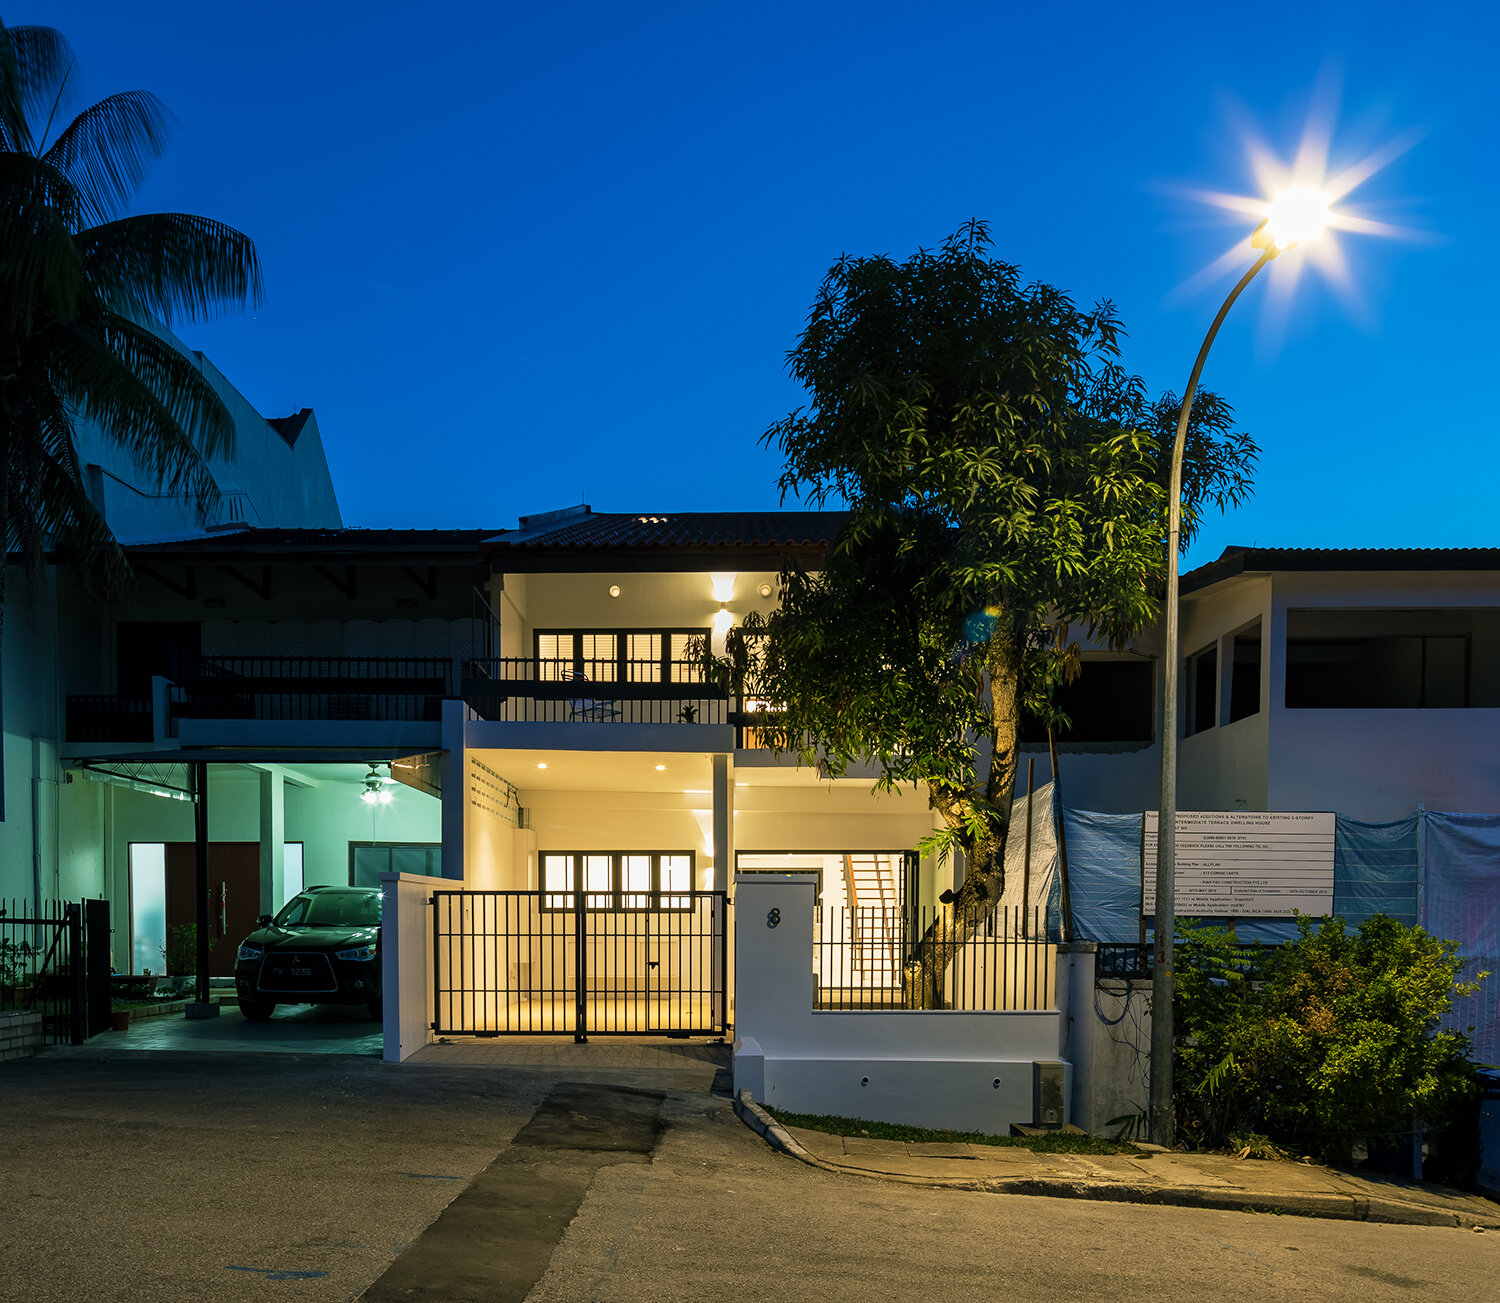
532,629,710,684
539,851,697,913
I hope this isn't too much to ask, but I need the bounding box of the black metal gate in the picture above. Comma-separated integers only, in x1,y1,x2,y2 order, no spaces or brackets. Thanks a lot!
1,897,112,1045
432,890,728,1040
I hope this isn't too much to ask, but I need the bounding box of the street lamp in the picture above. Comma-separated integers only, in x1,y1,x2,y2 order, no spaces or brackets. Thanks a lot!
1148,188,1331,1148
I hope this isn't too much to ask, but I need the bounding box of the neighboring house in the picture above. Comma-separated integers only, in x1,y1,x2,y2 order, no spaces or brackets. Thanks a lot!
1050,546,1500,822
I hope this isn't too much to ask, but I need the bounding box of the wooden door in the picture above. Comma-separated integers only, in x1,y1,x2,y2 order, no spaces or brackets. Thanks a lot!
164,843,263,977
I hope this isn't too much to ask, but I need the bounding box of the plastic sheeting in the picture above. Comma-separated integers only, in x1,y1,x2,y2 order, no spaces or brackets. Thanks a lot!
997,781,1063,938
1057,804,1499,1065
1421,811,1500,1068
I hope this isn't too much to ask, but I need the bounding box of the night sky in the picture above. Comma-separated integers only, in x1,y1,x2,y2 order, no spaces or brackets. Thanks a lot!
21,1,1500,567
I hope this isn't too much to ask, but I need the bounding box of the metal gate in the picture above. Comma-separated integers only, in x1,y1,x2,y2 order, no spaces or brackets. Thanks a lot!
1,898,112,1044
432,890,728,1039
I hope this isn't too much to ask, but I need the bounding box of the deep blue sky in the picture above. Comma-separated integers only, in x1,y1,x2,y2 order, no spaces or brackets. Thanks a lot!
23,1,1500,567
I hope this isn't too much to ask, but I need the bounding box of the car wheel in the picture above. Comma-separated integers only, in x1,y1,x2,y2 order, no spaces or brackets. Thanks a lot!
367,997,383,1022
239,997,275,1021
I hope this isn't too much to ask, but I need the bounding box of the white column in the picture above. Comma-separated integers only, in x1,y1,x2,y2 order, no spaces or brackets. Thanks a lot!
259,769,285,916
440,698,469,882
712,752,734,894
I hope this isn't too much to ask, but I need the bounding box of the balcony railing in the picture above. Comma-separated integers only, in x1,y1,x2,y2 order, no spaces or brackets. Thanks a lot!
172,656,453,724
66,695,153,744
462,657,729,725
67,656,776,741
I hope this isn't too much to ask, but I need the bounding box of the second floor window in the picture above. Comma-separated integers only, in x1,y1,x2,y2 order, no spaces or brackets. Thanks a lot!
534,630,707,683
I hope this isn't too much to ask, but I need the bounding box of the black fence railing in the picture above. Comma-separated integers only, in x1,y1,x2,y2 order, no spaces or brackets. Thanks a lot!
1095,942,1152,981
814,905,1054,1011
65,695,153,744
0,899,83,1045
172,655,454,725
432,889,728,1037
462,657,729,725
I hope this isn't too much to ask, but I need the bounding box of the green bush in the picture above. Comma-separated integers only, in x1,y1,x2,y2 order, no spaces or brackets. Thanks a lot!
1173,914,1484,1165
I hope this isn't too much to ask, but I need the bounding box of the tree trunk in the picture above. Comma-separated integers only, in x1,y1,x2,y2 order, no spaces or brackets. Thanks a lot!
902,637,1022,1008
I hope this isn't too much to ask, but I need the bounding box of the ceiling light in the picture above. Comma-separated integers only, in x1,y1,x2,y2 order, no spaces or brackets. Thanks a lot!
360,763,392,805
655,764,667,771
537,762,548,769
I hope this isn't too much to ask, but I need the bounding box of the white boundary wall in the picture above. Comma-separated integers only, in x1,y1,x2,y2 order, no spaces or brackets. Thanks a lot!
381,872,435,1062
733,875,1067,1132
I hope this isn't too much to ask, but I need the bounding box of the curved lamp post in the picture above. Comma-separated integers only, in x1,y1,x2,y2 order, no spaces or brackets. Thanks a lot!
1149,187,1332,1148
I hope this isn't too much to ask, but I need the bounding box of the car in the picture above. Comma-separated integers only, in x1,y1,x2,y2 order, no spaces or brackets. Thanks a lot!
234,885,383,1021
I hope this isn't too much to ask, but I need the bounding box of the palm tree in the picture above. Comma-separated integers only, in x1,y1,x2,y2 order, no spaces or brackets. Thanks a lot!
0,19,262,614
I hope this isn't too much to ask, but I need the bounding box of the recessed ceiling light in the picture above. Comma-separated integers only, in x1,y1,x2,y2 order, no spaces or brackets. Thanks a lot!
536,762,548,770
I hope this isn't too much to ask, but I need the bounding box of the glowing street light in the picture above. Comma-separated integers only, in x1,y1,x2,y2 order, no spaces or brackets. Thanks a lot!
1148,185,1333,1150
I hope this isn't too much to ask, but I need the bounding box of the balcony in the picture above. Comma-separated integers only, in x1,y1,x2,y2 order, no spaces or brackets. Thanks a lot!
66,655,780,747
65,656,455,745
461,657,730,726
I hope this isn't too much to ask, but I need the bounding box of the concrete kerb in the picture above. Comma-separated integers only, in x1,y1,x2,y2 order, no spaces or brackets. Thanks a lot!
733,1090,1500,1227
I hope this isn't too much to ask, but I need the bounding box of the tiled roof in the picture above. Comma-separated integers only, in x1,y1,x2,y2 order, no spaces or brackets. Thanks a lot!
1183,545,1500,594
266,409,312,447
127,527,504,558
490,511,847,551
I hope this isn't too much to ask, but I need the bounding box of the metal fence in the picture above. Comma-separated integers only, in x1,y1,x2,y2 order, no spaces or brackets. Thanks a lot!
1,899,85,1044
461,658,729,725
1095,942,1152,981
813,904,1055,1011
432,889,728,1038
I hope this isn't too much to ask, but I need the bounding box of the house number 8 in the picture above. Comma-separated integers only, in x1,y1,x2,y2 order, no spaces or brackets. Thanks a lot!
767,908,781,929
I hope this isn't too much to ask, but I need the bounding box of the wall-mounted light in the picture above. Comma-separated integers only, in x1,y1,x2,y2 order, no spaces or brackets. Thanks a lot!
536,762,548,770
713,605,734,636
710,573,736,603
608,585,621,598
360,763,392,805
759,583,772,598
655,764,667,772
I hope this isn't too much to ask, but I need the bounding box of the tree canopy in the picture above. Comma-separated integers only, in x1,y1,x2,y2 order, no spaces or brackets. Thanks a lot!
720,222,1257,1003
0,20,262,596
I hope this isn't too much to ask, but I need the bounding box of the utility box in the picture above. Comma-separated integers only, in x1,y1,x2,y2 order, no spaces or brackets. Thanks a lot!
1033,1060,1066,1127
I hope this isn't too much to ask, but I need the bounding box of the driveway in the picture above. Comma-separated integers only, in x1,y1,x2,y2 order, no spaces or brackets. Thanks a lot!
95,1002,382,1055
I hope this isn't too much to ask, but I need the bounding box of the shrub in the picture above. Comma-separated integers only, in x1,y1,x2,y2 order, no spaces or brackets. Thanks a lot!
1173,914,1484,1165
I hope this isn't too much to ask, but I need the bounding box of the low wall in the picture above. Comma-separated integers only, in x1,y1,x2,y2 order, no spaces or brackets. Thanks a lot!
0,1011,43,1062
733,875,1066,1133
381,872,435,1063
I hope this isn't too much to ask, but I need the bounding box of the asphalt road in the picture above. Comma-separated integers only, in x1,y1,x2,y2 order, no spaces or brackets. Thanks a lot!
3,1051,1497,1302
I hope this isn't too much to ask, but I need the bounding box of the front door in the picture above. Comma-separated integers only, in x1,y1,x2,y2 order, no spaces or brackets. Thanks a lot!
164,843,262,977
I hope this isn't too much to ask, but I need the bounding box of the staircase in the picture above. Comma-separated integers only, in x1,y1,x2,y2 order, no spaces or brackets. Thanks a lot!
843,855,902,987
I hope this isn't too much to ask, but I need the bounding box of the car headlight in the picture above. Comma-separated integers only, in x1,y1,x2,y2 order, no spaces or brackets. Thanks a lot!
334,944,376,962
237,944,263,962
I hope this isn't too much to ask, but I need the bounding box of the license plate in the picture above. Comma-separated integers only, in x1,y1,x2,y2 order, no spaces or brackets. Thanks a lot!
291,967,312,976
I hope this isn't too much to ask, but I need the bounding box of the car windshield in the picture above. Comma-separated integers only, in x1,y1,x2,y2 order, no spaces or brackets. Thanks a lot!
274,891,381,928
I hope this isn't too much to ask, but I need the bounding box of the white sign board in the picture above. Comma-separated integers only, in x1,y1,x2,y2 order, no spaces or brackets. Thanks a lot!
1142,811,1335,918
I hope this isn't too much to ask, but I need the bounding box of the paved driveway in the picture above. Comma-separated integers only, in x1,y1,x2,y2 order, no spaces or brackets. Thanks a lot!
94,1002,382,1055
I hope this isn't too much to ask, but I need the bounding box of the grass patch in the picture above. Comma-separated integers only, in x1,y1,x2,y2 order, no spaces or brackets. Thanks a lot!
762,1106,1136,1154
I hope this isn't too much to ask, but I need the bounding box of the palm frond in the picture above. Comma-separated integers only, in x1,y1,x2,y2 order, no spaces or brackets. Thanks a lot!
0,151,86,319
92,313,237,461
76,211,264,323
42,318,221,512
44,90,174,226
0,22,73,153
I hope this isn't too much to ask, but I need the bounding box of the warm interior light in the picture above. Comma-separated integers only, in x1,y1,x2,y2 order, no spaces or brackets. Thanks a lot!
608,584,621,598
536,762,548,769
710,573,736,603
1260,185,1332,251
759,583,772,598
655,764,667,771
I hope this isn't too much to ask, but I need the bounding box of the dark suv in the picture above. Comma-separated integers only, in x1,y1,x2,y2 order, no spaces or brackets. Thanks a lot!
234,885,383,1021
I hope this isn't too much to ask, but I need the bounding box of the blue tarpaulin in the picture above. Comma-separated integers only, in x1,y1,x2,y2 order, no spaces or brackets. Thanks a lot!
1421,811,1500,1067
1059,805,1499,1065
